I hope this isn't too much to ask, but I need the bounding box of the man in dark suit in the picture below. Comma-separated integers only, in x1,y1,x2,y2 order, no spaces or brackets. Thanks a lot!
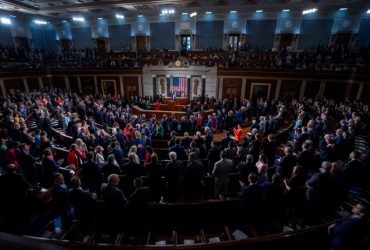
277,146,297,179
68,175,97,233
328,202,369,250
239,173,263,222
297,141,314,173
180,132,192,150
122,153,145,195
18,143,37,185
206,141,221,175
42,148,63,188
80,151,102,193
263,134,276,167
164,151,184,202
169,138,187,161
127,177,151,232
294,126,309,153
51,173,71,230
100,174,127,233
184,152,205,201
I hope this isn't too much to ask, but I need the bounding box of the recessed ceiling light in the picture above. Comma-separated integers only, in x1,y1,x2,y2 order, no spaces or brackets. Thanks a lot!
205,11,212,14
1,17,11,25
302,8,318,15
339,8,348,11
72,17,85,22
115,14,124,19
182,12,188,15
97,17,103,20
256,10,263,13
230,11,237,13
282,9,290,12
137,14,143,17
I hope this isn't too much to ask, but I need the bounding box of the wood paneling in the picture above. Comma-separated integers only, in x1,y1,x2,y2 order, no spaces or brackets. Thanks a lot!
52,77,66,89
42,77,52,89
80,76,95,94
123,76,139,100
360,83,370,103
280,80,301,101
222,78,242,99
304,81,321,99
324,82,359,101
68,76,79,93
3,79,24,94
42,77,65,89
27,78,39,91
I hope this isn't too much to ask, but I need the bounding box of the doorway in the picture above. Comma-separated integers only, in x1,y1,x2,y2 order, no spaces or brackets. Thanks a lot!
60,39,72,52
14,37,30,51
224,87,238,99
181,35,191,52
228,34,240,51
136,36,147,52
279,33,293,50
332,32,352,48
96,38,108,53
101,80,117,96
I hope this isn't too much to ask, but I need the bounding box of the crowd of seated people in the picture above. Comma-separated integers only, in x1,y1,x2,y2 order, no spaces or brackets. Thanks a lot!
0,89,369,242
1,42,370,72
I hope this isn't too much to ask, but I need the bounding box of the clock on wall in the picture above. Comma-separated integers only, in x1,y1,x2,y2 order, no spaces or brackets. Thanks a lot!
175,60,181,67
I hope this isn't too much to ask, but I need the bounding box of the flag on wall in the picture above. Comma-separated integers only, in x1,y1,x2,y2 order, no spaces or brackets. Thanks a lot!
172,77,187,93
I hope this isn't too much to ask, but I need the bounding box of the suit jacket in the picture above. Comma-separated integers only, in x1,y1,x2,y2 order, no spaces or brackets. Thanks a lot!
330,216,369,250
42,157,60,188
81,160,102,192
239,183,263,215
101,183,127,228
165,160,184,188
68,188,97,221
297,149,314,172
213,159,233,184
169,144,187,160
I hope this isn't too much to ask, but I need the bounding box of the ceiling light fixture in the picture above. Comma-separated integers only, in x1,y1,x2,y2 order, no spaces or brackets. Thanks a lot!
256,10,263,13
72,17,85,22
302,8,318,15
190,12,197,17
339,8,348,11
115,14,124,19
161,8,175,15
282,9,290,12
1,17,11,25
230,11,237,13
33,20,48,25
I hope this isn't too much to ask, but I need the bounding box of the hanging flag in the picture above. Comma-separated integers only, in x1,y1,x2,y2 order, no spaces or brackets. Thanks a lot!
172,77,187,93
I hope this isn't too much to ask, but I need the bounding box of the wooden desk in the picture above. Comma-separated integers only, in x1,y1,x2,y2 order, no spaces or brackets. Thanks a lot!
162,97,189,105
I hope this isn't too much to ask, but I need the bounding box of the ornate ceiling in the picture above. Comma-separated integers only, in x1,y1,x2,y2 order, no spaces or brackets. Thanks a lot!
0,0,368,21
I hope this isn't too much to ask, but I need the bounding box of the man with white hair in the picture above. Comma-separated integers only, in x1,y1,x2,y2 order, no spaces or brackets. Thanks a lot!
164,151,184,202
101,174,127,232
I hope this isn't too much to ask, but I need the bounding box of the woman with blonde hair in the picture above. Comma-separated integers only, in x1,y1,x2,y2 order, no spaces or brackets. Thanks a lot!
94,145,105,168
75,138,87,159
128,145,140,164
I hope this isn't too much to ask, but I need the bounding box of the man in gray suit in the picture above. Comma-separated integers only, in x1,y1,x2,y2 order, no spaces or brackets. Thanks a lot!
212,151,233,198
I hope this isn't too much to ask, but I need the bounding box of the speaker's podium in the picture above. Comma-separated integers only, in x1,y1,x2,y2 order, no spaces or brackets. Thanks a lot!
162,97,189,106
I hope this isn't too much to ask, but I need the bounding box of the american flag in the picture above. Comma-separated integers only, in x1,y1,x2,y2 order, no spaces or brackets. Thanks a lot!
172,77,187,93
